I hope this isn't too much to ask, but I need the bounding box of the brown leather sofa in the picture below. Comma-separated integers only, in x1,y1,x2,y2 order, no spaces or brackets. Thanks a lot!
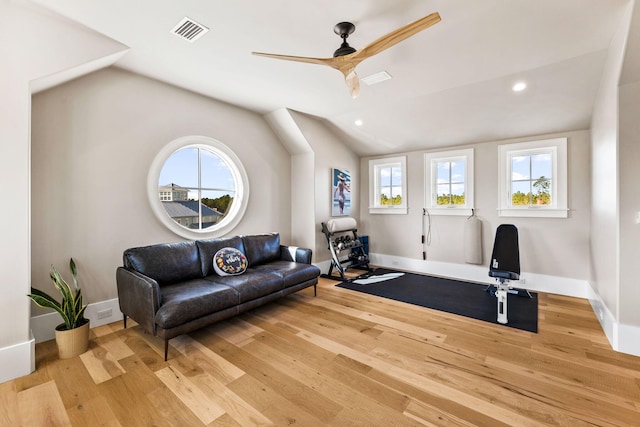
116,233,320,360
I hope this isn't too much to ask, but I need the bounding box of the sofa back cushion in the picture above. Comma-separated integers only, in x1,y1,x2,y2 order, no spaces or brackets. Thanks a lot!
123,241,202,286
196,236,245,276
242,233,280,266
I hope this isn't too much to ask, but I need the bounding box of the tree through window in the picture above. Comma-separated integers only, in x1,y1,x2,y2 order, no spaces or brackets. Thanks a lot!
424,149,474,216
436,159,466,205
497,137,567,218
510,152,552,206
368,156,407,214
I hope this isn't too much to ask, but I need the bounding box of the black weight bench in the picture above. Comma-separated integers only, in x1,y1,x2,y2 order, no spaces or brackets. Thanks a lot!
487,224,531,324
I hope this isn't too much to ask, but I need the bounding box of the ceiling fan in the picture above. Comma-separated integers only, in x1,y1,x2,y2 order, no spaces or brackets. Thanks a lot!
252,12,441,98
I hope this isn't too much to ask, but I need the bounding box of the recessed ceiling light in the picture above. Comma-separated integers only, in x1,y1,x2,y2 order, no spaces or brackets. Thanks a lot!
354,119,363,126
512,82,527,92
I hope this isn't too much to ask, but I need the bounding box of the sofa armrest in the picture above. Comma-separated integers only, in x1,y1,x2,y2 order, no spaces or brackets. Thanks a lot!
280,245,313,264
116,267,161,334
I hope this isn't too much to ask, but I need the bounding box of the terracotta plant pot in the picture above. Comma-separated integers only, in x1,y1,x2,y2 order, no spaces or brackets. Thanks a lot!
54,319,90,359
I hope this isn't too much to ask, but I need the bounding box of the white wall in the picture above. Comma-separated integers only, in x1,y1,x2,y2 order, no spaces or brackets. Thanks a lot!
0,0,127,383
30,67,293,308
286,111,360,263
619,81,640,328
590,8,630,320
264,109,316,255
618,1,640,335
589,1,636,353
290,152,316,253
360,130,592,286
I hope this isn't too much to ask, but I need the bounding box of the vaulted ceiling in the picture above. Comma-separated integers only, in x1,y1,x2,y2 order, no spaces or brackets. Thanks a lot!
29,0,630,155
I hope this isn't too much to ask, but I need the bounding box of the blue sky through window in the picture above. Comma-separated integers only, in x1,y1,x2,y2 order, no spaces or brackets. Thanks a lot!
160,147,236,200
380,166,402,199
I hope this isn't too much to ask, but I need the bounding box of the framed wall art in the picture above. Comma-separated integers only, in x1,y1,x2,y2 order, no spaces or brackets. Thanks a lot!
332,168,351,216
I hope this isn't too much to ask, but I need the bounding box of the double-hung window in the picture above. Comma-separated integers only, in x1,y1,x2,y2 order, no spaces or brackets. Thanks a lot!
498,137,567,218
369,156,407,214
424,149,474,216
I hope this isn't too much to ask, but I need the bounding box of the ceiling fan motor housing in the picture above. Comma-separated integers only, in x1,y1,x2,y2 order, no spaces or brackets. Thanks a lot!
333,22,357,57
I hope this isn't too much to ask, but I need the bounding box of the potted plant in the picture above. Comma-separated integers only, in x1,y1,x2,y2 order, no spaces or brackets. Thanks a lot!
27,258,90,359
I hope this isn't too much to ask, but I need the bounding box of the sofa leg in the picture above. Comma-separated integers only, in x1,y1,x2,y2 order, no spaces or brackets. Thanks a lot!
123,314,127,329
314,284,317,297
164,339,169,361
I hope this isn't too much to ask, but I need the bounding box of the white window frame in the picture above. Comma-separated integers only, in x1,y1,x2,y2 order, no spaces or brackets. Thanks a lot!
498,137,568,218
368,156,407,214
424,148,474,216
148,135,250,239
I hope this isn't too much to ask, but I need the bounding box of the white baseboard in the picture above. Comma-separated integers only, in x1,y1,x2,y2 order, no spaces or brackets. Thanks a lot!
31,298,122,344
588,287,640,357
617,323,640,356
317,253,590,298
368,253,591,298
0,333,35,384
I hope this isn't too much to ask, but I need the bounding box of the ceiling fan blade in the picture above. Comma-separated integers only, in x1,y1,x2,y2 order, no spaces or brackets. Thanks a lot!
253,12,440,98
251,51,332,67
353,12,441,61
345,70,360,99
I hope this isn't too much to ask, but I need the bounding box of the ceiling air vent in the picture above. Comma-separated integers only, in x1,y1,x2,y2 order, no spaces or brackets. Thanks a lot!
171,17,209,42
362,71,393,86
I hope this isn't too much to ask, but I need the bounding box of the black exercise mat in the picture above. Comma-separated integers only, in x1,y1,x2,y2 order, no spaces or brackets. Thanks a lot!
336,269,538,332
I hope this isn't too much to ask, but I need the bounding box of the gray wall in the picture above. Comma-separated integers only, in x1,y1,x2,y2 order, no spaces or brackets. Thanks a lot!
359,129,592,282
31,67,293,306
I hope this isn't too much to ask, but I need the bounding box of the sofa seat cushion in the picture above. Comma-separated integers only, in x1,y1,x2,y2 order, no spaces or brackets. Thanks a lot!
156,279,239,329
206,270,283,303
251,261,321,288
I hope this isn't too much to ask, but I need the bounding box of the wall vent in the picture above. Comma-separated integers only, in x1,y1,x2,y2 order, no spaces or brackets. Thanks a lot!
171,17,209,42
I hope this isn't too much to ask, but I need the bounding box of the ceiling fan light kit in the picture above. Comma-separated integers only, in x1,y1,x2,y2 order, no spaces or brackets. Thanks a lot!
252,12,441,98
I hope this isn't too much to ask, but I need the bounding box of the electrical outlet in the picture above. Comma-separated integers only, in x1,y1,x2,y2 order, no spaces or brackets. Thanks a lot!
97,308,112,320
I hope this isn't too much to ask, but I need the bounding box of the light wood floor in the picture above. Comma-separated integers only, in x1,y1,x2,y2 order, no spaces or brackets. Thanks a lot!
3,274,640,426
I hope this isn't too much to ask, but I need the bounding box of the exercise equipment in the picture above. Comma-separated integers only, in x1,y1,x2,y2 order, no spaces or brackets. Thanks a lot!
321,217,370,279
487,224,531,324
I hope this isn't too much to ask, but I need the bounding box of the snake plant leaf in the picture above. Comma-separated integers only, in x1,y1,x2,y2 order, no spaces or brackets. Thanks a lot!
28,287,72,329
50,269,72,303
70,258,79,290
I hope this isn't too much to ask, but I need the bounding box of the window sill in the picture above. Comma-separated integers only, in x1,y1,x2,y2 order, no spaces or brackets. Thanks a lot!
369,207,408,215
498,208,568,218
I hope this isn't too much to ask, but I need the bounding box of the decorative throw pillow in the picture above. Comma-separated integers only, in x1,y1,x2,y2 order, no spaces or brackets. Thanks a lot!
213,247,248,276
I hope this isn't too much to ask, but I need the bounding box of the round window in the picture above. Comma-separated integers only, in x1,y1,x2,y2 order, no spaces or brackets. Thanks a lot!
148,136,249,239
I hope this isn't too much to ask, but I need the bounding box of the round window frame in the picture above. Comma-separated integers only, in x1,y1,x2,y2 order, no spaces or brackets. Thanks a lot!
148,135,250,239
